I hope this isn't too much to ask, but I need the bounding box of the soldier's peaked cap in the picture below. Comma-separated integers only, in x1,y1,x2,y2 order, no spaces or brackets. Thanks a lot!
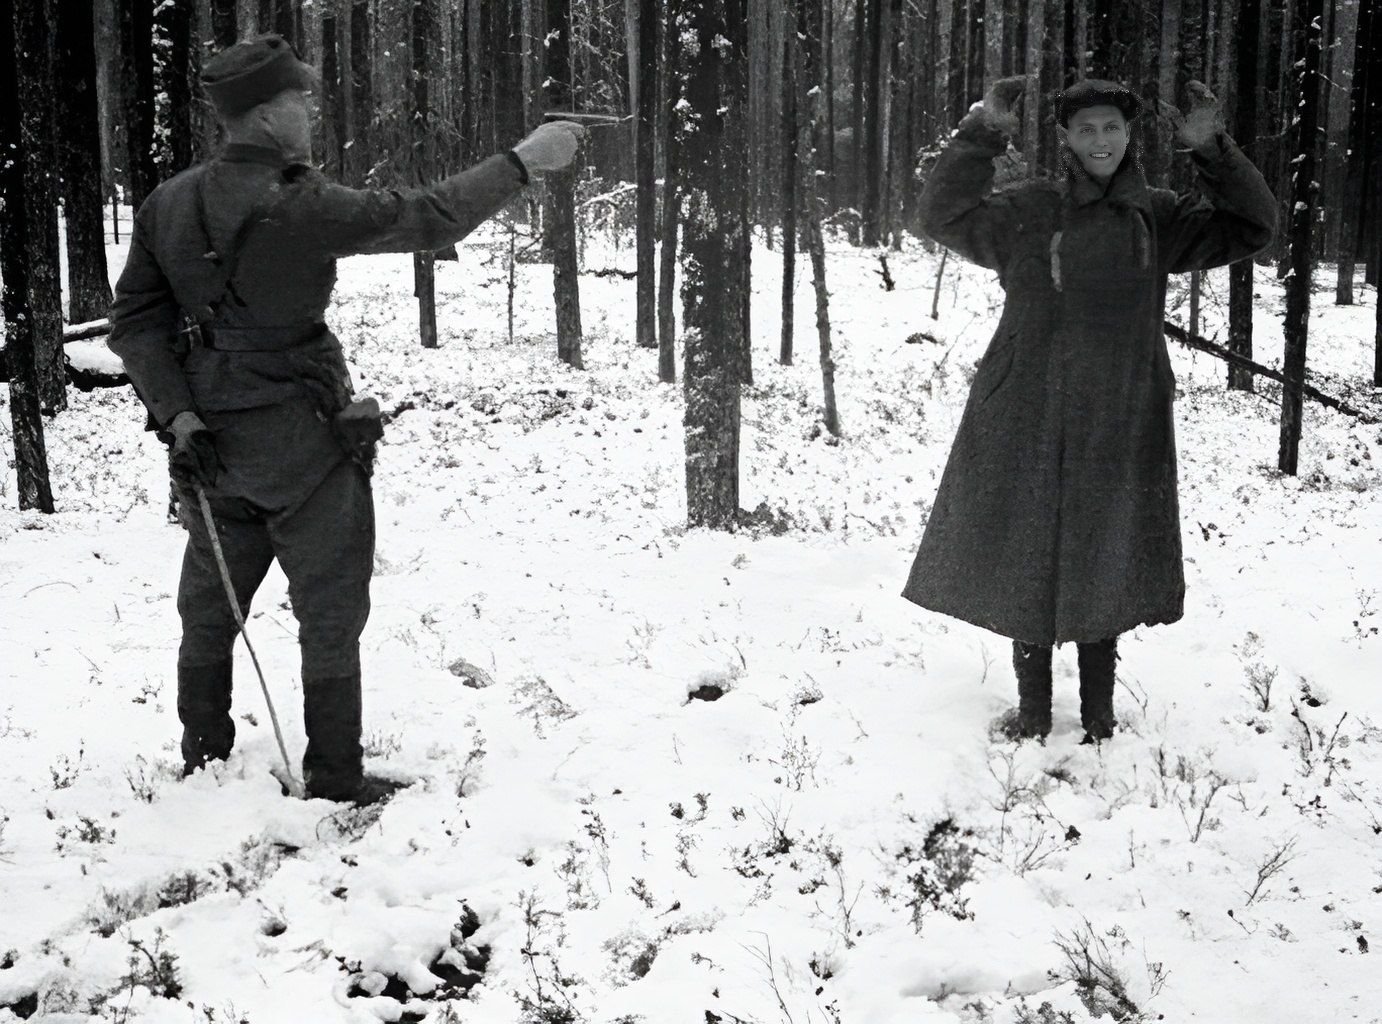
203,34,317,117
1057,79,1144,126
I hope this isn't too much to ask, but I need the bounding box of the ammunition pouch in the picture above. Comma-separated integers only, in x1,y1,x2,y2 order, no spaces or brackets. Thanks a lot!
333,397,384,473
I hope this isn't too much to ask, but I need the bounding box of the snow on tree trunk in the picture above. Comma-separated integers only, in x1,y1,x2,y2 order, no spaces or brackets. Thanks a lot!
678,0,749,530
56,0,114,326
1277,0,1324,476
118,0,157,209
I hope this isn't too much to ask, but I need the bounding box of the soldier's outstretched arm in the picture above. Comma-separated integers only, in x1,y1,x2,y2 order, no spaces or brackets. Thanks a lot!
108,200,196,430
310,122,586,258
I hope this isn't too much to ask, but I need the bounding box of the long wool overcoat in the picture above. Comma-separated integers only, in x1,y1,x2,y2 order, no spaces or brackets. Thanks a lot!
903,111,1276,645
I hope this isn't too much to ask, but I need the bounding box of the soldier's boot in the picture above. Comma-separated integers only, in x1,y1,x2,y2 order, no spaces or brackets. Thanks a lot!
301,674,403,805
178,660,236,776
1078,637,1119,744
1001,641,1053,741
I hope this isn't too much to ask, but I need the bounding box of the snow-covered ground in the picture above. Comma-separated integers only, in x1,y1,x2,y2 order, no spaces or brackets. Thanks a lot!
2,208,1380,1024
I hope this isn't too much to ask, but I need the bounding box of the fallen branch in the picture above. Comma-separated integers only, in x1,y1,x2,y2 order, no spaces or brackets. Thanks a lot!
65,318,111,341
1162,320,1379,424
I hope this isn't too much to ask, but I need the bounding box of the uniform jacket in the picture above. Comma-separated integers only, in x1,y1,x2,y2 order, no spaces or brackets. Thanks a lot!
903,112,1276,645
110,145,524,510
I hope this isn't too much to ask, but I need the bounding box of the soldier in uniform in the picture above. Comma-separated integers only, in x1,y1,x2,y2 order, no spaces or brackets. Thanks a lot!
109,35,584,803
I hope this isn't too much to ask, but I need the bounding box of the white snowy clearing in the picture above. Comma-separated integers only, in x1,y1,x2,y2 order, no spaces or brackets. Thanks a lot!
1,207,1380,1024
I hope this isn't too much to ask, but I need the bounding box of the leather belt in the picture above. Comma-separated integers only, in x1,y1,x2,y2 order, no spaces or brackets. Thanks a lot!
198,323,327,352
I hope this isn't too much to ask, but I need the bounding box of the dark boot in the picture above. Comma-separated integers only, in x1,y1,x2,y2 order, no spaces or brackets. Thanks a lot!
178,661,235,775
1003,641,1053,741
1078,637,1119,743
301,673,365,800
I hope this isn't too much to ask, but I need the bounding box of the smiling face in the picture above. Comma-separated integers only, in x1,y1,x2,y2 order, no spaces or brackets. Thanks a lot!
1057,104,1130,184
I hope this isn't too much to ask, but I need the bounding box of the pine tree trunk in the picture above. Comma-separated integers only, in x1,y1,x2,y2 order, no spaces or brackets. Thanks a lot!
56,0,114,325
983,0,1003,85
118,0,157,208
862,0,891,247
324,7,348,178
5,0,65,489
852,0,867,240
413,0,439,349
1278,0,1324,476
545,0,583,369
657,0,679,384
679,0,748,530
1023,0,1045,167
781,23,797,365
349,0,372,185
1330,0,1362,302
274,0,296,47
211,0,237,47
162,0,196,173
635,0,657,350
798,0,839,436
1227,0,1260,391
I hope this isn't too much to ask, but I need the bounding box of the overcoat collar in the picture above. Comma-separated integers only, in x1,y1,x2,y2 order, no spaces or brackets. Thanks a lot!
219,142,299,170
1064,150,1152,214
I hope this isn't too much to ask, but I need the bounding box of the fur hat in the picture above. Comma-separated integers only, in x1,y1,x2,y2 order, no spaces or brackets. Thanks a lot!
203,34,317,118
1057,79,1144,127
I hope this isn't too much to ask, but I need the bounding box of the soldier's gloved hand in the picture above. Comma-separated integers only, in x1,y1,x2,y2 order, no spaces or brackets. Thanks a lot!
978,76,1027,138
1158,81,1225,154
167,411,220,488
511,121,587,175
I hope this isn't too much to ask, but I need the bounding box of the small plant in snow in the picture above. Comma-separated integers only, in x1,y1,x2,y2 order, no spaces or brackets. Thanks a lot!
1012,1001,1077,1024
361,729,402,758
1050,920,1145,1022
1351,589,1379,645
1290,701,1349,784
116,927,183,1001
1239,631,1277,712
515,890,586,1024
55,814,116,853
580,797,613,893
1243,836,1298,906
50,744,86,789
770,708,821,791
898,817,977,932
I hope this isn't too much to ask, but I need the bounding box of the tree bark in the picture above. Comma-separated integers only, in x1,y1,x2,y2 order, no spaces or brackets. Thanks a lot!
1227,0,1260,392
1331,0,1363,302
1023,0,1045,167
55,0,114,325
161,0,197,173
321,6,346,179
210,0,237,48
636,0,657,350
545,0,583,369
118,0,158,209
657,0,680,383
348,0,372,185
983,0,1003,86
1278,0,1324,476
413,0,439,349
4,0,59,509
798,0,839,436
678,0,748,529
781,22,798,366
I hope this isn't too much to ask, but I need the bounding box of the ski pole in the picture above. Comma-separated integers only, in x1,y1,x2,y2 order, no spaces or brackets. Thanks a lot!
194,485,305,799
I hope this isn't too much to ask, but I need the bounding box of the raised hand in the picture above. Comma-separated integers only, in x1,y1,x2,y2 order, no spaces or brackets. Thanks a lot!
512,121,587,175
1158,80,1225,152
979,76,1027,137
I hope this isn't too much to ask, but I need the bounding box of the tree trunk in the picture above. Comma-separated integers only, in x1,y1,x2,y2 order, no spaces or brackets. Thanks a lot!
161,0,197,173
678,0,748,530
118,0,158,209
657,0,680,383
413,0,439,349
1227,0,1260,391
55,0,114,325
983,0,1003,86
862,0,890,246
636,0,657,350
349,0,372,185
5,0,61,509
852,0,867,240
321,7,346,179
545,0,583,369
210,0,237,47
781,22,798,366
1278,0,1324,476
1023,0,1045,166
798,0,839,436
1333,0,1364,303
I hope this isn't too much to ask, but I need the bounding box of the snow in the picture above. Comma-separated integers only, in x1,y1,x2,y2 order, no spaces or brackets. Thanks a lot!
2,208,1381,1023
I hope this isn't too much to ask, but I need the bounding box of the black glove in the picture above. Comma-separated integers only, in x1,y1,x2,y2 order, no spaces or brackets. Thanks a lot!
164,411,220,487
